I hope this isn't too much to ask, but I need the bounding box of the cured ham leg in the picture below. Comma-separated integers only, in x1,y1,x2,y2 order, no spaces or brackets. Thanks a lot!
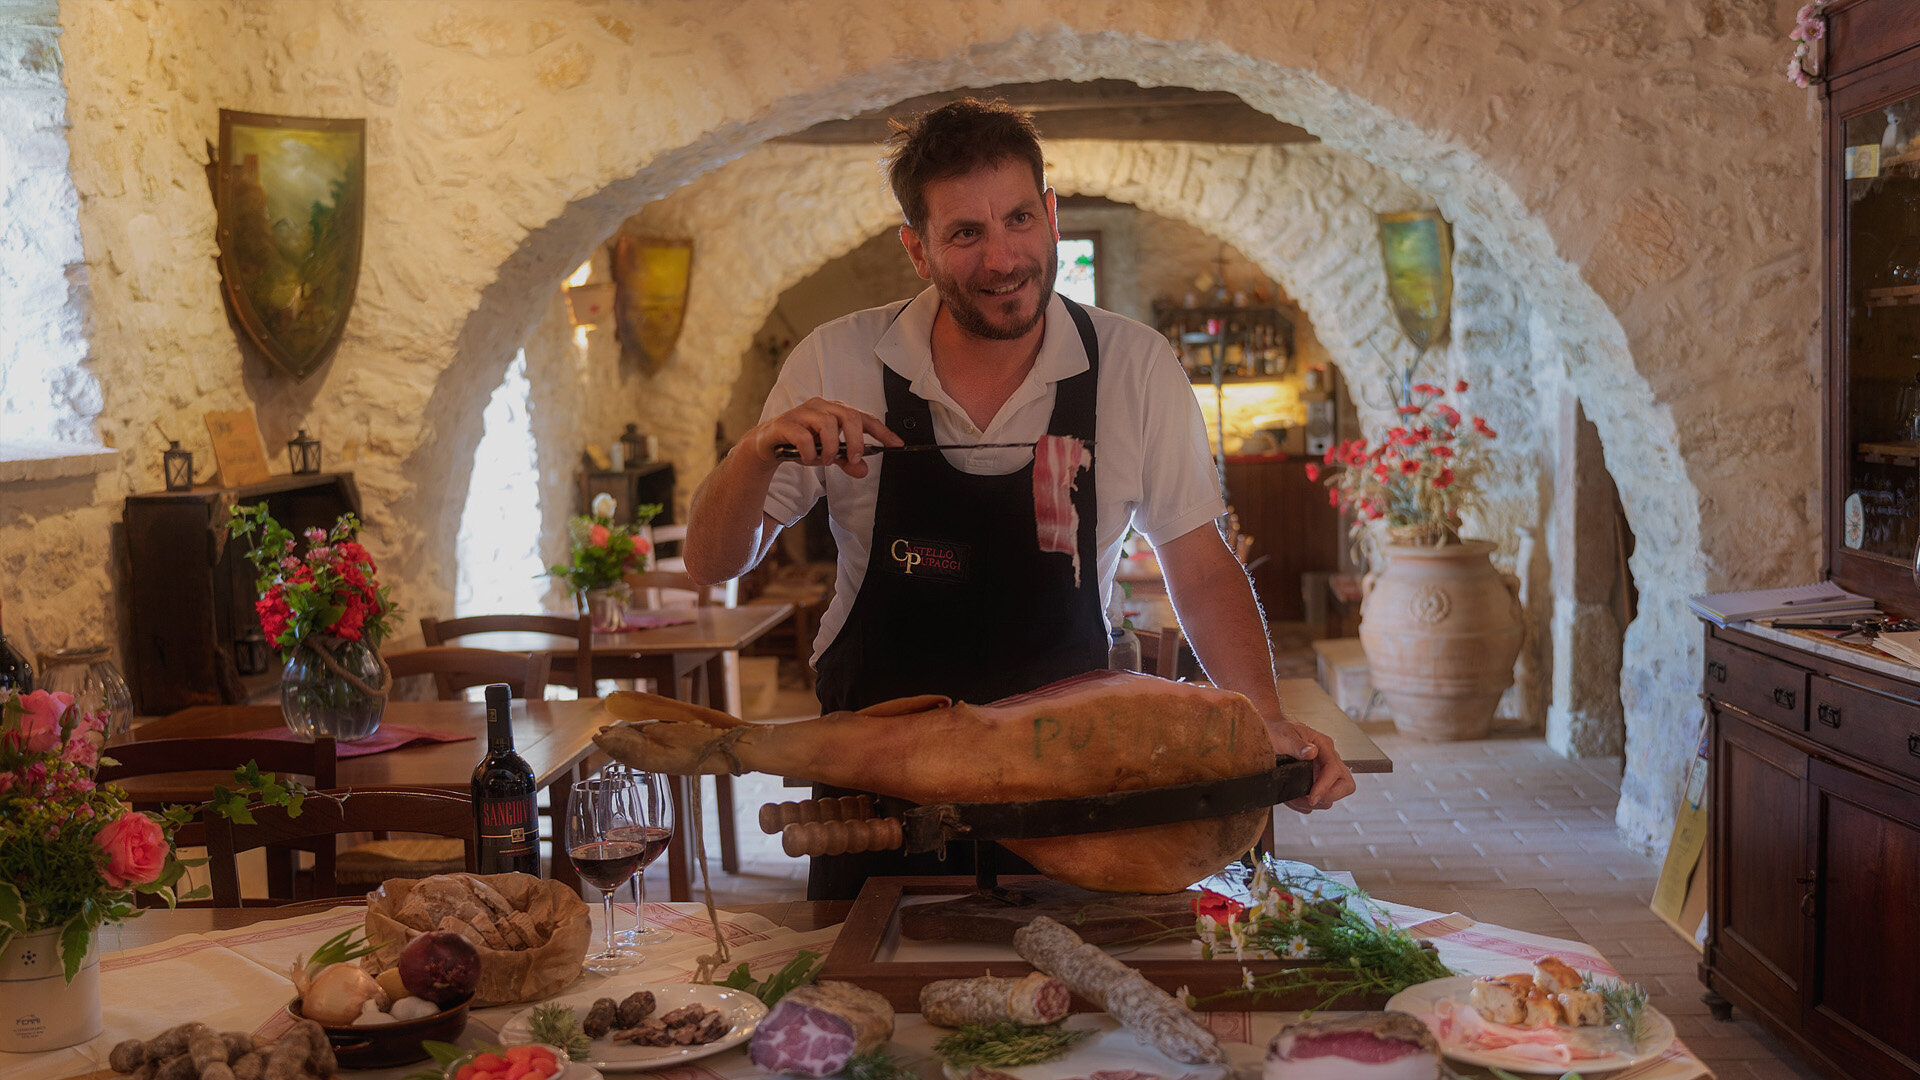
592,670,1272,894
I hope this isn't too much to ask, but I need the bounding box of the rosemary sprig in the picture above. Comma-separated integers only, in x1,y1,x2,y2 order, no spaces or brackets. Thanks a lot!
1583,974,1650,1043
933,1022,1090,1069
527,1002,593,1061
840,1048,920,1080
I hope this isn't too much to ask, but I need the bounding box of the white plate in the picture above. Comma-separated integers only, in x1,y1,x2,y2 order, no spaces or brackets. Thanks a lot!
498,984,767,1073
900,1013,1240,1080
1386,975,1675,1074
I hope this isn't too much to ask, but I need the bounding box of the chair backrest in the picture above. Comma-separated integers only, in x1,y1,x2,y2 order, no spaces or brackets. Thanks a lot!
384,646,550,701
649,523,689,560
203,787,477,906
99,736,339,845
420,613,593,694
626,569,736,609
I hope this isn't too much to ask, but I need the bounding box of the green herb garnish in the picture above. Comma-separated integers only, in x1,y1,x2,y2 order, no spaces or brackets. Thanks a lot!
840,1049,919,1080
933,1022,1090,1069
713,949,824,1005
528,1003,593,1061
1583,974,1650,1043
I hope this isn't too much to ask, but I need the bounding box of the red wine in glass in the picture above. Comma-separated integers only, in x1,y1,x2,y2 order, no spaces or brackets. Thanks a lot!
606,824,672,869
568,839,646,892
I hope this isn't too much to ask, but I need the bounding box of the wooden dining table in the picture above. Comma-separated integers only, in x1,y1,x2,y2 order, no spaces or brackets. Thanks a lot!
458,602,796,902
111,698,609,892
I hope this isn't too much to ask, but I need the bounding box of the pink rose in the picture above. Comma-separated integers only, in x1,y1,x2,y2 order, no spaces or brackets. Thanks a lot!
589,524,611,547
63,729,100,769
10,691,72,754
94,811,168,888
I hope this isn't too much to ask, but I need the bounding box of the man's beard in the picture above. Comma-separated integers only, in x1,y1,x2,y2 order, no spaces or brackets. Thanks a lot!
932,247,1057,341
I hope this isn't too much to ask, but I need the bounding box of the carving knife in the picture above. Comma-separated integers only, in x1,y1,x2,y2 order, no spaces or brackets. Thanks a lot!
771,440,1090,462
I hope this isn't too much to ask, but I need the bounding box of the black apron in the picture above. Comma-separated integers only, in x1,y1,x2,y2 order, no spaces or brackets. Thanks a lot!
807,296,1109,900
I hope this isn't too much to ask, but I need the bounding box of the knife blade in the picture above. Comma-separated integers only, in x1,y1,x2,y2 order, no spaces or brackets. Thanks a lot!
772,440,1086,462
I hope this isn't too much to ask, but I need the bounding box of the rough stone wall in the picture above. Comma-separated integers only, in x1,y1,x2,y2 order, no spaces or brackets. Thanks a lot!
31,0,1818,853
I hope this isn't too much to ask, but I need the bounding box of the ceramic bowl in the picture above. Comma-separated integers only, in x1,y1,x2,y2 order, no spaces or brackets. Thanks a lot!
286,990,473,1069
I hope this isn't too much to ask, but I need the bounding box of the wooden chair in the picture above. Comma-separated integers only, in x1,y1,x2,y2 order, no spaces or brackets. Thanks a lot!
98,736,337,903
204,788,477,906
420,613,594,697
385,646,551,701
610,569,742,888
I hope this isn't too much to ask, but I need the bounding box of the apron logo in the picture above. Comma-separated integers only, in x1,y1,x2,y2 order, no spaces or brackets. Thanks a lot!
886,536,967,582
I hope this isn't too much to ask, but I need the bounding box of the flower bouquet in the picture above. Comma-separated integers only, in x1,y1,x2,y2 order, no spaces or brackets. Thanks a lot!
228,506,398,741
547,494,656,630
0,690,307,970
1307,380,1497,549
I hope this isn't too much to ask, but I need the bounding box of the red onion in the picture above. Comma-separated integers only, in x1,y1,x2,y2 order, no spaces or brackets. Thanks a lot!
397,930,481,1005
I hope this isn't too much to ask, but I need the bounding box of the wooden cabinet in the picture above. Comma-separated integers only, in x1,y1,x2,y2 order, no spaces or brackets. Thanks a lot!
123,473,359,715
578,462,675,526
1221,457,1340,621
1701,623,1920,1080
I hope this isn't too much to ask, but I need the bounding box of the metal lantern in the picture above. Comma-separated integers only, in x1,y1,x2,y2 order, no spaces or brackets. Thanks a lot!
620,423,648,466
163,441,194,491
287,428,322,474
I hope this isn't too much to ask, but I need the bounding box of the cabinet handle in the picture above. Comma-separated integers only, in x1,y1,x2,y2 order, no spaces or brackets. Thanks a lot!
1773,687,1797,710
1707,661,1727,683
1817,704,1842,728
1909,733,1920,757
1797,874,1817,919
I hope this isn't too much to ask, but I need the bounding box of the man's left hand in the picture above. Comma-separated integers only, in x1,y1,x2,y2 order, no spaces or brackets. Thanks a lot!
1265,720,1356,812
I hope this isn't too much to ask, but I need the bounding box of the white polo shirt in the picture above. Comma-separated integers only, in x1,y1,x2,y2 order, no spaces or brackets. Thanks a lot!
762,287,1225,663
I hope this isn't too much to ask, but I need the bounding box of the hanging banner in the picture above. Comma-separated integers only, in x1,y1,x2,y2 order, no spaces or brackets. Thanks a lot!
1376,209,1454,353
613,235,693,373
213,109,366,381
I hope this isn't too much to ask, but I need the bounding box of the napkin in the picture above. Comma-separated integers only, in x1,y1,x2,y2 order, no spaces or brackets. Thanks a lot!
236,723,474,758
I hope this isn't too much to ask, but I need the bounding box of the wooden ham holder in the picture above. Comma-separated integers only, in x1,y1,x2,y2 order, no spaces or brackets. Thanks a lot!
817,876,1397,1013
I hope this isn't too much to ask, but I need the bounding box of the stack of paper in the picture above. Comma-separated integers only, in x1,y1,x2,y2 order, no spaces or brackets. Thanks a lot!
1872,631,1920,668
1687,582,1877,627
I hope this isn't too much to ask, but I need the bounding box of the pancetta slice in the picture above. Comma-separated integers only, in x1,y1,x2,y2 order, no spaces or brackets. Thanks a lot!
1034,434,1092,585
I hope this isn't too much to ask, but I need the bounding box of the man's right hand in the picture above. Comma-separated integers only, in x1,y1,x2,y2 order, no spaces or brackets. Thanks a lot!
744,397,903,479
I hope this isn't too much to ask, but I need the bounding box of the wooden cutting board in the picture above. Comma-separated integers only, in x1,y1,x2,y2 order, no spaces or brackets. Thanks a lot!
896,881,1197,944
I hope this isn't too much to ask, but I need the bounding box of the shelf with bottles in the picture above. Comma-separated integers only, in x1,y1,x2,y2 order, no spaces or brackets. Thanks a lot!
1154,303,1293,381
1857,440,1920,463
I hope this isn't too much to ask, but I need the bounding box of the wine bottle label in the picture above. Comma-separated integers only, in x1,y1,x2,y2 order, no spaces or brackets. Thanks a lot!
475,794,539,854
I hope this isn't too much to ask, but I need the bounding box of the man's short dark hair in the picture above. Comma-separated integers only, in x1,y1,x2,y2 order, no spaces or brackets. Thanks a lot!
885,98,1045,233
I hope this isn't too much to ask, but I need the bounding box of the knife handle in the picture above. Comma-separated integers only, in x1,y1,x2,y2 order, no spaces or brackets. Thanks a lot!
772,441,870,462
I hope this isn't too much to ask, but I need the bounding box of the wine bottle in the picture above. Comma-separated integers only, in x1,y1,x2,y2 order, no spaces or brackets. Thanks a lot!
471,683,539,876
0,595,34,692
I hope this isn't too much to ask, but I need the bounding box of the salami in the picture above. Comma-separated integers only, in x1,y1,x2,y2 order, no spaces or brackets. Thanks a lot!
919,973,1072,1027
748,981,895,1077
1011,917,1224,1065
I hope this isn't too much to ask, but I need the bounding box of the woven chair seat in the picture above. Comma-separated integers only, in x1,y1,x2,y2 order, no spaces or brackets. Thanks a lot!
334,837,467,884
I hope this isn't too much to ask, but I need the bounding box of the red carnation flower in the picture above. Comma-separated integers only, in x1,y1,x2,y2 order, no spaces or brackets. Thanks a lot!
1192,889,1245,921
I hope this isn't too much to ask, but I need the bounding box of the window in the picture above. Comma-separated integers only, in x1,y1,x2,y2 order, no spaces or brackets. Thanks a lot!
1055,233,1100,306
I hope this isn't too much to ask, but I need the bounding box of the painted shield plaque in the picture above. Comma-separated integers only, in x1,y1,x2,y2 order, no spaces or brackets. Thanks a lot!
613,236,692,372
215,110,365,381
1377,209,1454,353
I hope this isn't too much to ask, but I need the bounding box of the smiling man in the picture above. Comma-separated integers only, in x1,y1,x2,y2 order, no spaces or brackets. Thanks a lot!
684,98,1355,898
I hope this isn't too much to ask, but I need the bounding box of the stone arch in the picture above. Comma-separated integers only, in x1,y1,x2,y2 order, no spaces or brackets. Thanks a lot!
426,30,1695,849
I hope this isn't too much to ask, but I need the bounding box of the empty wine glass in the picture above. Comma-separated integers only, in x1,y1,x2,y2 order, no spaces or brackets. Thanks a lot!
566,777,646,971
605,766,676,948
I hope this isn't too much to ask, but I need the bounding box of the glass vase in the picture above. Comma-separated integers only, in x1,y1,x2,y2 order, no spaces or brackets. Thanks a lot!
281,635,390,742
36,645,134,737
583,584,631,632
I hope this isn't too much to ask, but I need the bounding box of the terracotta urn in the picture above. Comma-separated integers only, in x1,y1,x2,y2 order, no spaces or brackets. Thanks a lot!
1359,539,1523,740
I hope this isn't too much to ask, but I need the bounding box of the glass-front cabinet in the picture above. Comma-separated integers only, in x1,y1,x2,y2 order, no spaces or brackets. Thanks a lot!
1828,2,1920,609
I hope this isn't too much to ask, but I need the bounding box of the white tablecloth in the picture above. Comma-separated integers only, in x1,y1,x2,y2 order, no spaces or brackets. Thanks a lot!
0,899,1710,1080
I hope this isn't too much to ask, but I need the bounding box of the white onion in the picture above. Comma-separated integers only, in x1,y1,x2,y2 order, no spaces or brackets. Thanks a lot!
304,962,386,1025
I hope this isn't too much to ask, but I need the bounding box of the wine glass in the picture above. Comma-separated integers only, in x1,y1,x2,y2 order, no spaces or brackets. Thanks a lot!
605,766,677,947
566,777,647,971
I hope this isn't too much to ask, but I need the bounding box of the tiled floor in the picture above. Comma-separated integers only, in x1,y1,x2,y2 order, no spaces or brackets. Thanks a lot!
633,686,1820,1080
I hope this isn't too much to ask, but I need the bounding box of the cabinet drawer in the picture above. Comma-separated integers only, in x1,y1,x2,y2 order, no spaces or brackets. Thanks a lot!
1808,676,1920,785
1704,637,1808,730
